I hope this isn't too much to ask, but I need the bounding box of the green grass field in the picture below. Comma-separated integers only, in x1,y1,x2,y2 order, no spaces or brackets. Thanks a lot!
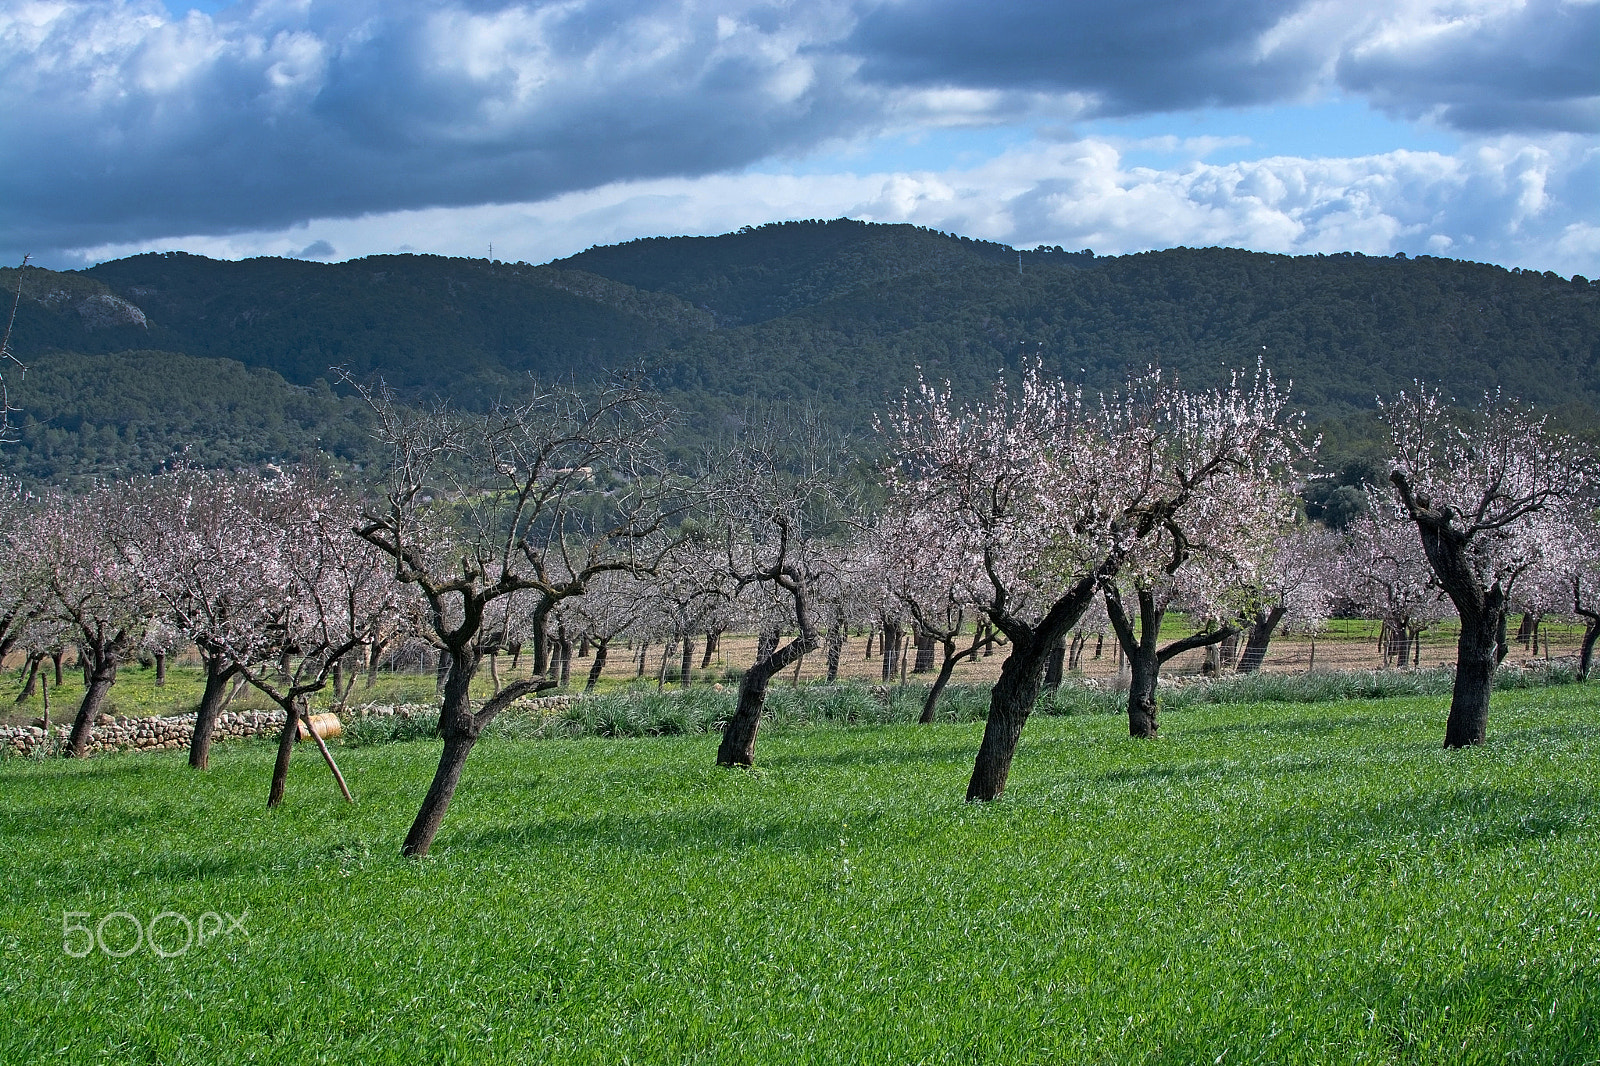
4,686,1599,1064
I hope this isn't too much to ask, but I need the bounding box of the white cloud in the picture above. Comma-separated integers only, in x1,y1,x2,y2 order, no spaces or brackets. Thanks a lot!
68,133,1600,277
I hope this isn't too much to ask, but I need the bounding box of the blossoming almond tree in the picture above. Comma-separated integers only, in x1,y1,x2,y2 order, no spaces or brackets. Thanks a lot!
1383,388,1595,747
32,482,160,758
1336,489,1452,669
133,469,289,770
1230,525,1340,674
885,362,1307,797
1098,374,1308,735
871,507,1004,723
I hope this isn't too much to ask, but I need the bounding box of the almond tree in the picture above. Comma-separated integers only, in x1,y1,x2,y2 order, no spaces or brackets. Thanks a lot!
1231,525,1340,674
1565,530,1600,677
648,536,733,688
711,415,850,768
1337,491,1453,669
134,469,284,769
557,570,651,692
353,376,677,857
33,483,160,757
241,480,399,808
872,509,1002,722
0,478,46,668
885,363,1306,798
883,366,1112,798
1099,380,1306,735
1383,388,1594,746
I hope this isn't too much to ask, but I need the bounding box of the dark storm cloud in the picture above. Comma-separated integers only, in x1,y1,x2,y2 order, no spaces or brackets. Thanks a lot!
0,0,872,257
848,0,1316,114
1337,0,1600,134
849,0,1600,131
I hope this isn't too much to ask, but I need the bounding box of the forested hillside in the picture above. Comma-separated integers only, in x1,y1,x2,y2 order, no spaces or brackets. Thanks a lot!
3,219,1597,484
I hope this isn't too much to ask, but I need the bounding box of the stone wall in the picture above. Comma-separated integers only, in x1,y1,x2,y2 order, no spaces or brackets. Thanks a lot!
2,693,588,758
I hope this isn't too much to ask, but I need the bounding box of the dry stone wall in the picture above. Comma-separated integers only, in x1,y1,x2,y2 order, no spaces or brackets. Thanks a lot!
3,694,587,758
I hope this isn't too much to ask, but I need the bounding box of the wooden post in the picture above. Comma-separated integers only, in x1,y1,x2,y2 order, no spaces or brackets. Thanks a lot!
301,711,353,803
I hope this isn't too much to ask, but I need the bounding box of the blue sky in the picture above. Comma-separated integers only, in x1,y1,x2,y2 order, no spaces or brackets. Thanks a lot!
2,0,1596,274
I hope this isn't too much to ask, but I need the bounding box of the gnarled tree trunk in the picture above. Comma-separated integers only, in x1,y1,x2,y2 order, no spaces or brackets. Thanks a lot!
189,648,240,770
967,573,1101,801
1235,605,1287,674
717,630,816,767
1443,606,1506,748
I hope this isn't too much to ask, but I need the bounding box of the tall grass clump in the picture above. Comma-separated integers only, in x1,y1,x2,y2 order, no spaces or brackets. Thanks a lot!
337,665,1592,749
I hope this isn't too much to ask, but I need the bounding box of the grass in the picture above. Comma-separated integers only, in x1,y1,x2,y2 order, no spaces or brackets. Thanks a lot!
4,682,1600,1064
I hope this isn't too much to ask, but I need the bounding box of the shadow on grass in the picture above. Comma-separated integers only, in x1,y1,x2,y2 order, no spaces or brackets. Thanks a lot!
760,741,977,772
1346,960,1600,1065
447,807,848,856
1262,782,1599,853
1179,714,1383,740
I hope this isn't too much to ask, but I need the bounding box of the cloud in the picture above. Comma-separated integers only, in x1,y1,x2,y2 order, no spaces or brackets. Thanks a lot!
70,135,1600,278
849,0,1323,113
852,0,1600,133
1,0,878,254
2,0,1595,265
1336,0,1600,133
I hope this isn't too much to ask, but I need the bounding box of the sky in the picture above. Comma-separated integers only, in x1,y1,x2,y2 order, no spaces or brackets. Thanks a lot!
2,0,1597,275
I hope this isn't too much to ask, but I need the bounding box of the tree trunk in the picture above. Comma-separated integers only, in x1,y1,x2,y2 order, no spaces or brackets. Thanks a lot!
918,642,961,724
66,649,120,758
1043,635,1067,688
913,630,936,673
717,631,816,767
680,636,695,687
1444,608,1503,748
15,651,42,703
636,640,649,677
1105,586,1234,740
404,649,481,857
365,638,388,688
1579,620,1599,679
154,651,167,687
967,573,1101,801
586,637,610,693
266,697,302,808
967,638,1049,800
701,630,720,669
189,650,239,771
1219,631,1239,670
879,621,902,681
825,622,844,682
865,630,875,659
557,631,573,687
1127,654,1162,737
1235,606,1288,674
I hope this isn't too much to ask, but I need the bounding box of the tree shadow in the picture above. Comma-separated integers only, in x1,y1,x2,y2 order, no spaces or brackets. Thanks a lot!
1262,782,1599,853
1178,713,1381,739
449,807,846,856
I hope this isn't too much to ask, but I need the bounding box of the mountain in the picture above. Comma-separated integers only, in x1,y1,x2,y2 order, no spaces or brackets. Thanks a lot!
3,220,1598,486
